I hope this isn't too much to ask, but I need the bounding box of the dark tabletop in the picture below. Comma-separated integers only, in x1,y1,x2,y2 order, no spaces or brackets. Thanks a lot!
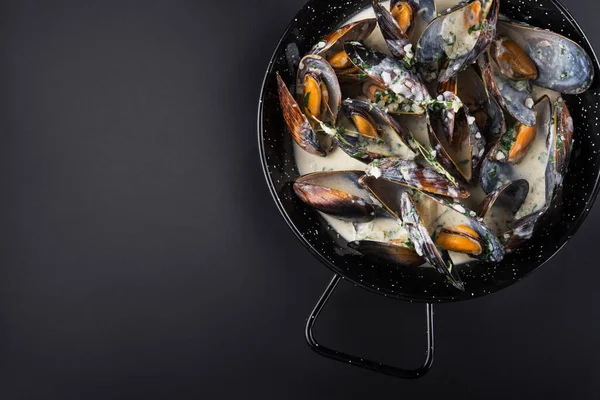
0,0,598,398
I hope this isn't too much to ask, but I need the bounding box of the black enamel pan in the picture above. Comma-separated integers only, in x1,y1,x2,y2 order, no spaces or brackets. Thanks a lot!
258,0,600,378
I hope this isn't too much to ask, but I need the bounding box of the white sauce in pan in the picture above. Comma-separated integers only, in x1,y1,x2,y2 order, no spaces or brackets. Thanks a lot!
293,0,560,265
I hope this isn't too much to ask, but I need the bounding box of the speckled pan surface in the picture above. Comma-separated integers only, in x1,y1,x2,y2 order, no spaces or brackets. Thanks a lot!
258,0,600,302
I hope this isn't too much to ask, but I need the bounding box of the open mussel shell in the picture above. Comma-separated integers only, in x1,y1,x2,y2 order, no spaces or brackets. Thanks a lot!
457,67,505,143
364,158,470,198
551,97,574,190
276,73,325,156
348,240,424,267
309,19,377,82
391,0,436,29
480,96,552,194
344,41,430,114
332,99,417,163
371,0,412,60
296,55,342,125
337,99,418,161
400,191,465,291
502,208,547,251
477,179,529,236
422,192,505,263
427,100,485,184
416,0,499,83
293,171,378,222
309,19,377,56
477,50,536,127
490,36,538,81
497,18,594,94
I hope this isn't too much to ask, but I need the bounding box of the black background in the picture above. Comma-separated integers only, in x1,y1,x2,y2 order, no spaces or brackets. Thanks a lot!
0,0,598,398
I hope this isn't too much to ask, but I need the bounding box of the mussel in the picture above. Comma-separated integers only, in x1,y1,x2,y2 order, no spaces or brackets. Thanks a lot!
364,157,470,198
296,55,342,124
477,49,536,127
426,94,486,183
550,97,574,190
277,73,325,156
293,170,380,222
400,191,465,290
480,96,553,194
309,19,377,81
497,18,594,94
277,55,342,156
478,179,529,236
416,0,499,82
490,36,538,81
344,41,430,114
334,99,418,162
457,67,505,143
390,0,437,34
371,0,412,62
420,192,505,262
348,239,425,267
487,120,537,164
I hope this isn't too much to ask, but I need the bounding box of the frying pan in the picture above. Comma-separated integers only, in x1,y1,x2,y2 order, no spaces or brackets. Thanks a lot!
257,0,600,378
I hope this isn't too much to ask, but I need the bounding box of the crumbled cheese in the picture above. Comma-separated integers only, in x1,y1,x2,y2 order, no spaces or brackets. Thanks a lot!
475,132,481,139
496,151,506,161
451,100,462,113
367,166,382,178
467,116,476,125
525,98,534,109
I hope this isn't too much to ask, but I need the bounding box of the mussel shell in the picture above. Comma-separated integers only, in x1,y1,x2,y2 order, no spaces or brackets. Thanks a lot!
552,98,574,189
348,240,424,267
365,158,470,198
439,0,499,83
296,55,342,124
344,41,430,114
502,208,547,251
427,102,485,183
423,192,505,263
400,191,465,291
457,67,505,143
309,19,377,56
480,96,552,193
372,0,412,60
276,73,325,156
293,171,377,222
392,0,436,27
334,100,418,163
358,174,405,219
414,16,445,82
477,50,536,127
478,179,529,219
416,0,499,83
497,19,594,94
343,99,418,150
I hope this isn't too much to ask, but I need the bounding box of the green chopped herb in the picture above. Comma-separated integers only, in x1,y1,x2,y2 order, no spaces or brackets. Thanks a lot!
303,92,311,112
468,23,484,34
560,71,568,80
442,32,457,46
488,165,498,180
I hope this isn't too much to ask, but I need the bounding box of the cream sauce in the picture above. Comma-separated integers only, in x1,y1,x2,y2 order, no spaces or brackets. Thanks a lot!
293,0,559,264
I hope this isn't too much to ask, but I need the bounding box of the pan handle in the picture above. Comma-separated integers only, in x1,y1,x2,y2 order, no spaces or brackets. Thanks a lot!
305,274,434,379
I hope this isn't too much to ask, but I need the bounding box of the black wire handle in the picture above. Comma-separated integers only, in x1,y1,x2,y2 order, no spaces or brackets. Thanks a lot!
305,274,435,379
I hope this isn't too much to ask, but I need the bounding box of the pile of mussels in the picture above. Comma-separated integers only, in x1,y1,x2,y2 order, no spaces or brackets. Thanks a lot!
276,0,593,291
